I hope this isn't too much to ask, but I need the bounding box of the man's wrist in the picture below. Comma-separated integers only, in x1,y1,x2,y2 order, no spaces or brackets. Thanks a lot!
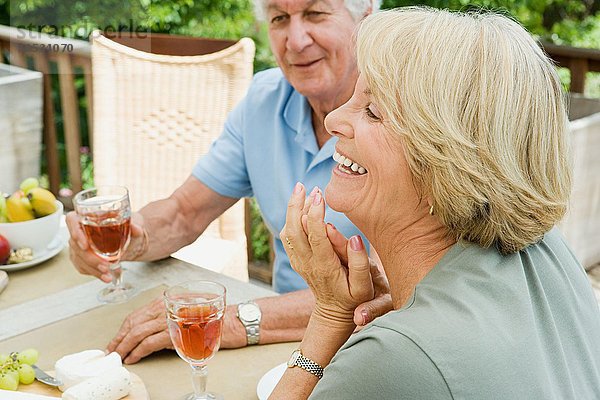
237,301,262,345
125,214,148,261
222,305,248,348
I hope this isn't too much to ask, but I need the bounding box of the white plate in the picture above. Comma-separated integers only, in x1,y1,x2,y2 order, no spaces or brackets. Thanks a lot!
0,233,66,272
257,363,287,400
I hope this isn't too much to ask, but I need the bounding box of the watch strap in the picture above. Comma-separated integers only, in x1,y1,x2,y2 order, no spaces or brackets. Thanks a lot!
288,349,324,379
245,324,260,345
237,301,261,345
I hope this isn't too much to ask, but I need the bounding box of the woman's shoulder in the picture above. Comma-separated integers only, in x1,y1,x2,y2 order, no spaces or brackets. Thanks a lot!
310,323,452,399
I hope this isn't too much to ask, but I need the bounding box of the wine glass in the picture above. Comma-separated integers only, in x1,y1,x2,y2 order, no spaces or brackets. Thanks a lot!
73,185,136,303
164,280,226,400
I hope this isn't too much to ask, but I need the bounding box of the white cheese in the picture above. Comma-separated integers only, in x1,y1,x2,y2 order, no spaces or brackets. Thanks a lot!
54,350,122,391
61,366,131,400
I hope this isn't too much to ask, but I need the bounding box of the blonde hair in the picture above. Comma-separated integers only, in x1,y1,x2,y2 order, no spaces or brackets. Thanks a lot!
356,7,572,254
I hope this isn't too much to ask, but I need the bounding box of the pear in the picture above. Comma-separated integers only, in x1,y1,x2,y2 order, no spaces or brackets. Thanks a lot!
27,188,57,217
0,195,7,223
19,177,39,195
6,191,35,222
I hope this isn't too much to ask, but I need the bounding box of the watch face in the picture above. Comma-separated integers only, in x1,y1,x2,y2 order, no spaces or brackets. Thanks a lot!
288,350,301,367
239,303,261,321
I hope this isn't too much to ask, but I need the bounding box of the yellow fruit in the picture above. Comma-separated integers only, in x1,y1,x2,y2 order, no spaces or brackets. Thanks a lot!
6,191,35,222
27,188,57,217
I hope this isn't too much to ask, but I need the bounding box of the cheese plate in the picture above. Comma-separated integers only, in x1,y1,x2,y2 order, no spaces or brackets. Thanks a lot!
17,370,149,399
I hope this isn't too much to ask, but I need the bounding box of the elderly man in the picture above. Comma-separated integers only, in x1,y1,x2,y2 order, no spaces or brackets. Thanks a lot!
67,0,387,364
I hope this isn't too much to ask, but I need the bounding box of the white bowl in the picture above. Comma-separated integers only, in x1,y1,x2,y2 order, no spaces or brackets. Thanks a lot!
0,200,63,256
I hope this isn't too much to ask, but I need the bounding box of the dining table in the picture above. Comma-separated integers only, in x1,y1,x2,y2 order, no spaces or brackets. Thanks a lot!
0,230,298,399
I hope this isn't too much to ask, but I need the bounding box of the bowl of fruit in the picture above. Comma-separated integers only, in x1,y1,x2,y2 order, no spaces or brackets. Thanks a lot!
0,178,63,266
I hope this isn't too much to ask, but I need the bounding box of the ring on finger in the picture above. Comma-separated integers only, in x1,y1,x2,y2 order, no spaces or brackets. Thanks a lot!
284,236,294,250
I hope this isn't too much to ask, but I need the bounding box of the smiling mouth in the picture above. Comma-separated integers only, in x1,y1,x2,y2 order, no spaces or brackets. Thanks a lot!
292,59,321,68
333,151,368,175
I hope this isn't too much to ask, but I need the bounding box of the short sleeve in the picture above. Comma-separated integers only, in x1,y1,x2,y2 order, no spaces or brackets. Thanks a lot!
192,97,253,198
309,326,452,400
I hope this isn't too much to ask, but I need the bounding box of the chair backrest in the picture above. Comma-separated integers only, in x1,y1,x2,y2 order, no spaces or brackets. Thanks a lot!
91,32,255,241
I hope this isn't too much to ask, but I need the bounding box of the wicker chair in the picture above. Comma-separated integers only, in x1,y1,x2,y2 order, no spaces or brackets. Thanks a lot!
90,31,255,281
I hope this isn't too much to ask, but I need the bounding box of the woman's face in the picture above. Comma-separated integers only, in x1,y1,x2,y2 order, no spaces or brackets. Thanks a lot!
324,75,422,226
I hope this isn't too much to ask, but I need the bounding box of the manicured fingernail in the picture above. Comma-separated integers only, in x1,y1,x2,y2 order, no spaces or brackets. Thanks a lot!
313,192,322,205
350,235,364,251
293,182,303,194
310,186,319,196
361,309,369,325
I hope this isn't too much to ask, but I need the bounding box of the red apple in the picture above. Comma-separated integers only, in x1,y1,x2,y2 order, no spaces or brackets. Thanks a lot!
0,234,10,265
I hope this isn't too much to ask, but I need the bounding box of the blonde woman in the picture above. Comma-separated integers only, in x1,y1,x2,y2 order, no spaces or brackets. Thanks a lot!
272,7,600,399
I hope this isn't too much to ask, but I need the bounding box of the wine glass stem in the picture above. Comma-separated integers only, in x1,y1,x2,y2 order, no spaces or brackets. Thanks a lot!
109,262,123,287
190,364,209,399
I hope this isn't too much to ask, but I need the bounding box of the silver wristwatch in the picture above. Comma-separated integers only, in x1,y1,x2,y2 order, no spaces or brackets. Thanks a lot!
237,301,261,345
287,349,324,379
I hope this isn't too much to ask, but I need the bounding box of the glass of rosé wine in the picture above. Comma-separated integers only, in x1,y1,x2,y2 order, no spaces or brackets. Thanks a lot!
165,280,226,400
73,186,135,304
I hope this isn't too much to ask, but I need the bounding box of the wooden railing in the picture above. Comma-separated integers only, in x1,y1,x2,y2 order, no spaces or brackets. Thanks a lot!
540,41,600,93
0,25,92,199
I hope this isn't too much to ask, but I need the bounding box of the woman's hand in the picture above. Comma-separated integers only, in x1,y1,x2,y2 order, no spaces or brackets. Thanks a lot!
280,183,375,328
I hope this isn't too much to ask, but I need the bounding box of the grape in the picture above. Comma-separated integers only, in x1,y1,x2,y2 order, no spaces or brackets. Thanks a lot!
0,373,18,391
5,368,19,383
0,348,41,390
16,348,38,365
17,364,35,385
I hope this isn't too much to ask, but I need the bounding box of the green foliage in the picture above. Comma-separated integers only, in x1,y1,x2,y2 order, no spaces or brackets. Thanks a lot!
249,199,271,262
80,151,94,189
1,0,276,72
380,1,600,96
381,0,599,46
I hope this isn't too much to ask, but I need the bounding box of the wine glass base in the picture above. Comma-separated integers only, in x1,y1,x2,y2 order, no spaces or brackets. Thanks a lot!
97,283,136,304
182,392,223,400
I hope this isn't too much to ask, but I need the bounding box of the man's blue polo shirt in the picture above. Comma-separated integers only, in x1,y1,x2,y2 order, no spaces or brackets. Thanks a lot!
193,68,364,293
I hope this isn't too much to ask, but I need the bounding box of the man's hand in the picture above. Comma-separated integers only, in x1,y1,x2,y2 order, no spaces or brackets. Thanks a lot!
107,298,248,364
66,211,147,282
354,260,392,326
106,297,173,364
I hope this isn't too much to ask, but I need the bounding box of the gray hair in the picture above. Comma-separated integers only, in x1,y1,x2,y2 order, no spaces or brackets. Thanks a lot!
252,0,380,22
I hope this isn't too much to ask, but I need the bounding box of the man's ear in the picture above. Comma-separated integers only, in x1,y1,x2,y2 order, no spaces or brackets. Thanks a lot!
363,1,374,18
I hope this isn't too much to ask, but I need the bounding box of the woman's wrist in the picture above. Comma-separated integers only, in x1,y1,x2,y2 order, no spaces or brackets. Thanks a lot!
312,303,356,328
299,311,356,369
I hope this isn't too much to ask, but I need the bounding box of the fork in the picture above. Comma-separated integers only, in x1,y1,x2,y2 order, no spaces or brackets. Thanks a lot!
32,364,63,387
